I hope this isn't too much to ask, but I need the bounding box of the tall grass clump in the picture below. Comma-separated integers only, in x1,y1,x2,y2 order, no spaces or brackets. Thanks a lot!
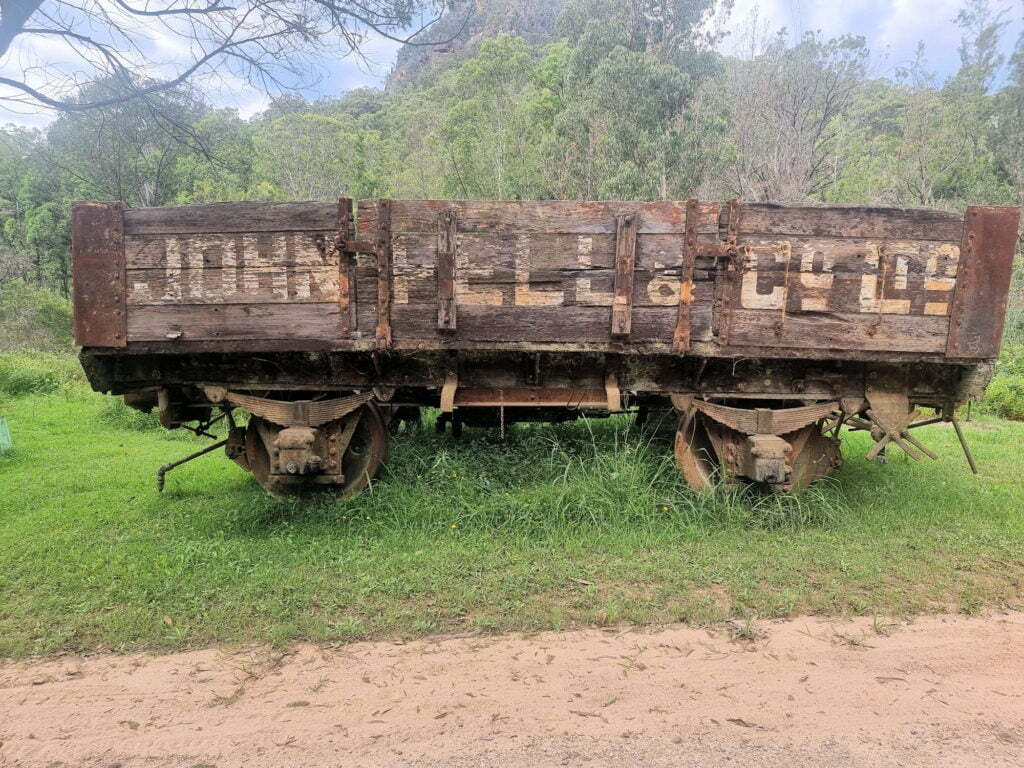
94,395,163,431
0,352,83,396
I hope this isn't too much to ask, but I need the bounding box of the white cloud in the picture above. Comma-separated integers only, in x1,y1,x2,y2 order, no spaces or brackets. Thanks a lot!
719,0,1022,82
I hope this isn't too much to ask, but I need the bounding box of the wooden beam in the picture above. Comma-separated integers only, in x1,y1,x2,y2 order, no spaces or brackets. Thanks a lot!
436,209,457,331
604,371,622,412
610,213,638,337
337,197,355,336
672,198,701,354
440,371,458,412
712,198,742,346
375,198,393,350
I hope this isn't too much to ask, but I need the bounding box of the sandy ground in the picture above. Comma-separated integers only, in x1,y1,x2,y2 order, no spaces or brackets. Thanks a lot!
2,613,1023,768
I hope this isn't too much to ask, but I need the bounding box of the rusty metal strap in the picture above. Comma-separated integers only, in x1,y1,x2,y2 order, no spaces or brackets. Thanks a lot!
692,399,838,436
221,391,373,427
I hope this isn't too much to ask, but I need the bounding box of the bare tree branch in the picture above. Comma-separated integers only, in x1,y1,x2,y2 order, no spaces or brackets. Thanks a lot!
0,0,468,113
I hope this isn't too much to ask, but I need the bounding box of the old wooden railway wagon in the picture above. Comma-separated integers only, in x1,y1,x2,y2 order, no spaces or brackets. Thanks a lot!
72,198,1020,495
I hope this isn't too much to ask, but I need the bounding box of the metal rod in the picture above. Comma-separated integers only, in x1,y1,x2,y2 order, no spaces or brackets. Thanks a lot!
950,418,979,475
899,430,939,460
906,416,944,430
157,439,228,492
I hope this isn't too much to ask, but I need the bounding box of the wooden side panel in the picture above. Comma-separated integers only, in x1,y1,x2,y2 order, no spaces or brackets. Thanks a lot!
721,204,969,354
86,198,994,359
946,205,1021,358
72,201,127,347
354,199,714,349
124,229,342,343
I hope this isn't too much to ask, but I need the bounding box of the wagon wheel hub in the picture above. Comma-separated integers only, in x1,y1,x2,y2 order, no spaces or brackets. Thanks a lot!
241,401,388,497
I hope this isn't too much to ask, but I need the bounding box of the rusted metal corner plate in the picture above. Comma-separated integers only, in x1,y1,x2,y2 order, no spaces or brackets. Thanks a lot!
946,205,1021,358
72,201,127,347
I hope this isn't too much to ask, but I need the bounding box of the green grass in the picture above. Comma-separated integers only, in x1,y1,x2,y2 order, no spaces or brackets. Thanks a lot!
1,390,1023,658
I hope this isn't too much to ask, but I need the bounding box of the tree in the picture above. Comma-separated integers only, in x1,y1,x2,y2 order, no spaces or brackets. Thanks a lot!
252,111,387,199
44,78,206,206
722,30,868,201
995,9,1024,202
547,0,725,199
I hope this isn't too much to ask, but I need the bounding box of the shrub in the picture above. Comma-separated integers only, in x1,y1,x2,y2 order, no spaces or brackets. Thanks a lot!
0,280,73,353
978,343,1024,421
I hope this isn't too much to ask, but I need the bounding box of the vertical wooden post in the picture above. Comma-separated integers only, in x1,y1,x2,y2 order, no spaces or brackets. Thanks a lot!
437,209,458,332
945,205,1020,358
672,199,700,354
611,213,638,338
712,198,742,346
72,201,127,347
375,199,393,350
337,197,355,336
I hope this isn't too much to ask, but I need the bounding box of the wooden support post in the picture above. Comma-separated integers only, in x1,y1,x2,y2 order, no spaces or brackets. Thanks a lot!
604,371,622,412
440,371,458,413
611,213,638,337
375,198,393,350
712,198,742,346
336,197,355,336
437,209,457,332
672,199,700,354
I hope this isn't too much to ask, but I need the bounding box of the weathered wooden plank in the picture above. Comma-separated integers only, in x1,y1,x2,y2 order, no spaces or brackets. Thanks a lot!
125,231,337,269
124,202,337,235
673,199,701,353
740,203,963,241
436,209,457,331
611,213,638,337
354,267,715,309
946,205,1021,358
128,303,339,342
357,199,719,235
73,201,127,347
391,305,674,343
373,304,710,344
727,309,949,353
126,266,339,305
375,199,394,350
389,231,713,273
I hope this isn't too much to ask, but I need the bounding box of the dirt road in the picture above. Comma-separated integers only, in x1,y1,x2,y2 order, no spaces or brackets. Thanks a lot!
2,612,1022,767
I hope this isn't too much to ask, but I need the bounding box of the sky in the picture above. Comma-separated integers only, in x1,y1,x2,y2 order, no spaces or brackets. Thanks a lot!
0,0,1021,128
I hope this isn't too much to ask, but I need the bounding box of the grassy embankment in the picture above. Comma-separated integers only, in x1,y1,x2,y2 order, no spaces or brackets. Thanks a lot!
1,360,1023,658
